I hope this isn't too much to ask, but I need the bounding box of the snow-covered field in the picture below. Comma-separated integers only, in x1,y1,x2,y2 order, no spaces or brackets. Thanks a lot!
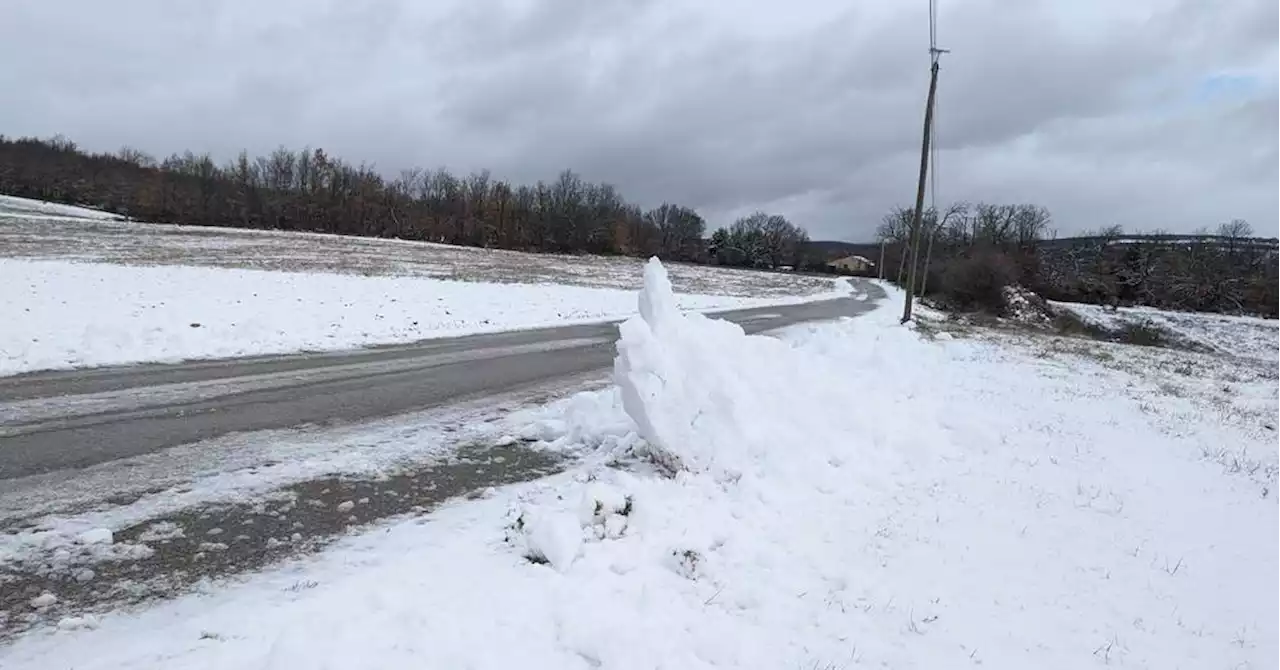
1054,299,1279,362
0,194,836,296
0,196,121,223
0,195,852,375
2,264,1273,669
0,259,850,375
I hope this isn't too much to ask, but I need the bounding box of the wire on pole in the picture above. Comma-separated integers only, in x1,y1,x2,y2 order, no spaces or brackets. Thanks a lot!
929,0,937,53
926,0,946,293
929,0,943,218
925,0,945,293
928,0,950,64
901,0,948,323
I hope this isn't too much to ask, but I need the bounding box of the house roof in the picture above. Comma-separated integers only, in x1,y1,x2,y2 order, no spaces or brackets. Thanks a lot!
828,254,875,266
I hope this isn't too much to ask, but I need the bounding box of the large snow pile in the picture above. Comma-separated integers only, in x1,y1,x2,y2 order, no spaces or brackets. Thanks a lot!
0,258,851,375
1,261,1273,669
613,259,942,482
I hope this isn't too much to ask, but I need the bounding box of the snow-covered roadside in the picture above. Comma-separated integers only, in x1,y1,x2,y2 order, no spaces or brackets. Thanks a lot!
0,258,853,376
0,382,573,565
2,262,1274,668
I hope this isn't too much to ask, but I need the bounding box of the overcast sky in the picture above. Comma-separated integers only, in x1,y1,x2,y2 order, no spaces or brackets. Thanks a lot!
2,0,1275,240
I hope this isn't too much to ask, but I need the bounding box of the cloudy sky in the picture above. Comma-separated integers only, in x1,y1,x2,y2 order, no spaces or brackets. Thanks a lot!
2,0,1275,239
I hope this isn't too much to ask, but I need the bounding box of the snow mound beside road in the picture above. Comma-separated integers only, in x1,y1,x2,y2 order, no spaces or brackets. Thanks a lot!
615,258,947,481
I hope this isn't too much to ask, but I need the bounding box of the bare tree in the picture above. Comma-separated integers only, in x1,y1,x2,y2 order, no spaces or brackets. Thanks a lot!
117,146,156,168
646,203,706,261
1217,219,1254,239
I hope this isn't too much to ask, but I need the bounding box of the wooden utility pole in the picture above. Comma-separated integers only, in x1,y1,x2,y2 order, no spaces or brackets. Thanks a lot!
900,57,941,323
877,239,886,280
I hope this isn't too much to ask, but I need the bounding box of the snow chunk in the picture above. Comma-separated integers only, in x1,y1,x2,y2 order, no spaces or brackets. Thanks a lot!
137,522,185,542
577,482,630,526
56,615,100,631
335,501,355,513
29,592,57,609
578,482,633,540
77,529,112,545
511,509,582,572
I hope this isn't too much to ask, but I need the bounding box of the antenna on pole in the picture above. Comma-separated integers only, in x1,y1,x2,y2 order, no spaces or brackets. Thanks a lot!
901,0,947,323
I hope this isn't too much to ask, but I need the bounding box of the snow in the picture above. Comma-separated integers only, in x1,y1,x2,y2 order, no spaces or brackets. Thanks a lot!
511,508,584,572
55,615,100,631
1,194,846,299
0,195,121,222
613,259,922,481
76,529,112,545
0,380,598,573
27,593,57,609
0,258,851,376
135,522,185,543
1001,284,1052,325
0,527,154,579
2,262,1275,669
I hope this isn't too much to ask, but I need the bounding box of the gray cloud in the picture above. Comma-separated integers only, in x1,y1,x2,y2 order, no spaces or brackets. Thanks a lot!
1,0,1275,239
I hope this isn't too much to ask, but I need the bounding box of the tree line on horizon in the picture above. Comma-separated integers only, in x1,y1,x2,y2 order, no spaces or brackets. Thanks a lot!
0,135,812,269
875,202,1278,317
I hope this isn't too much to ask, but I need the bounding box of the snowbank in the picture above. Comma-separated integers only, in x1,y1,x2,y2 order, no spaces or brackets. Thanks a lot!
614,259,944,482
2,260,1273,669
0,259,851,375
0,195,121,222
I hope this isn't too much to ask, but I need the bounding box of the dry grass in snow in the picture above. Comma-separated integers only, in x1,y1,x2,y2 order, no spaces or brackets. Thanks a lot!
0,195,833,298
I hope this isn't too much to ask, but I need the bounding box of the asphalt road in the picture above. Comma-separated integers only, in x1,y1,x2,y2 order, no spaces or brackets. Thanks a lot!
0,282,882,480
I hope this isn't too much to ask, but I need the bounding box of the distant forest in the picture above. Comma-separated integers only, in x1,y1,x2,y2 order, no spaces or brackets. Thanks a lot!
2,134,1274,316
0,135,811,270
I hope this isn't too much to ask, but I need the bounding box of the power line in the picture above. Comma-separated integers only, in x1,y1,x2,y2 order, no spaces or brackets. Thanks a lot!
930,85,938,219
928,0,942,220
929,0,938,53
928,0,949,64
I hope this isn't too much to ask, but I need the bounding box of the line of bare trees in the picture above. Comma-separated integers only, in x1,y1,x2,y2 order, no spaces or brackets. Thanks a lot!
1035,221,1278,316
0,135,748,262
878,202,1278,317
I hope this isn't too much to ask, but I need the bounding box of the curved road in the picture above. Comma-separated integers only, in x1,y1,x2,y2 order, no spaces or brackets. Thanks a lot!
0,282,882,479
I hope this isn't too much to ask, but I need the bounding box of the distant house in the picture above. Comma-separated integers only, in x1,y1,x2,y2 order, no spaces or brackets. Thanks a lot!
826,254,875,273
